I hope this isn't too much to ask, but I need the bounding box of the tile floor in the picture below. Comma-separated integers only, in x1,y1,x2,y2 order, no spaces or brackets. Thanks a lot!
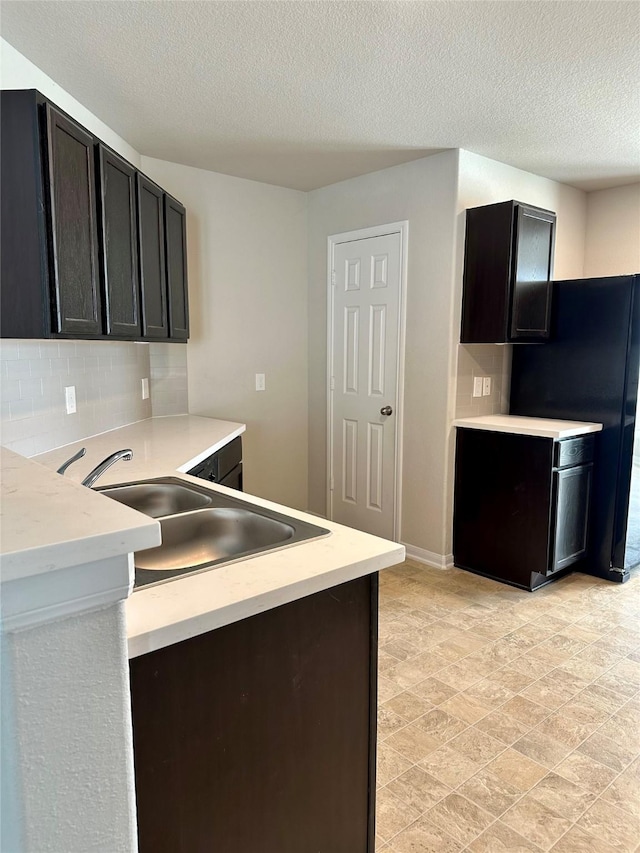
376,562,640,852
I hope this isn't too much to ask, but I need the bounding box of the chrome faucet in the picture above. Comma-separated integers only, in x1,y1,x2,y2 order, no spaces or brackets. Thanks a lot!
56,447,87,475
81,449,134,488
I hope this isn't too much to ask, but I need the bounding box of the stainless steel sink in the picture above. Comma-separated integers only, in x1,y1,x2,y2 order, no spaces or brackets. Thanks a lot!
135,508,295,570
101,482,212,518
98,477,330,588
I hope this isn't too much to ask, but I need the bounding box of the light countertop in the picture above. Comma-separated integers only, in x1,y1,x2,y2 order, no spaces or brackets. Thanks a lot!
0,447,160,582
35,414,246,485
30,415,405,657
453,415,603,439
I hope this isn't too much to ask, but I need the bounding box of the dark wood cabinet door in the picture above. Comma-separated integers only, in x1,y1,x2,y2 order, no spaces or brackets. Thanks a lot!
164,194,189,340
130,576,378,853
453,429,554,588
137,174,168,338
1,90,50,339
549,463,592,574
510,205,555,341
97,146,140,337
461,200,556,344
460,201,514,343
220,462,243,490
454,428,595,588
45,103,102,336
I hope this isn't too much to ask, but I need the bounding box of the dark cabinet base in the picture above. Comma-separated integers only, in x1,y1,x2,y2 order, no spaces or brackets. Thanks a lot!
130,574,378,853
453,429,592,591
187,436,243,490
454,558,572,593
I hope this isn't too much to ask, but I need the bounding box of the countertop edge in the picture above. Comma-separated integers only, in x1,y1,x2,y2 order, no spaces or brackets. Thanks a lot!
127,545,405,658
453,416,603,439
175,424,246,472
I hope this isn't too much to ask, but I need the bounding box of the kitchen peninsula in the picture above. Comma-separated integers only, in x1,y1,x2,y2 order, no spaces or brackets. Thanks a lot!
2,415,405,853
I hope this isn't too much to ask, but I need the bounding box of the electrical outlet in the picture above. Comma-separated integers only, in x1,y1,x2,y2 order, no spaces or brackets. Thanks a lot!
482,376,492,396
141,377,150,400
255,373,266,392
64,385,76,414
472,377,483,398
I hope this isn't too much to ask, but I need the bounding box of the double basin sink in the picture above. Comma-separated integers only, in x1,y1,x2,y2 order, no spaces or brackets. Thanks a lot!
100,477,330,588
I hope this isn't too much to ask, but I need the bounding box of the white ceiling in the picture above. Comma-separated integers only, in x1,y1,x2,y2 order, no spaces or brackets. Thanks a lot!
1,1,638,192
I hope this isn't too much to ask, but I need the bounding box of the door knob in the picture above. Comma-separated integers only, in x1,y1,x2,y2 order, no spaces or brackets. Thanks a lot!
380,406,393,416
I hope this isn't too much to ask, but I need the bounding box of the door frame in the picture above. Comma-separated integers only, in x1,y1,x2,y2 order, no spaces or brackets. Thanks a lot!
326,221,409,541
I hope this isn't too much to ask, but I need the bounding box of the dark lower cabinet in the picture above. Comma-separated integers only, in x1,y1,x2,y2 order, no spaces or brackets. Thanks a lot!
130,574,379,853
45,103,102,336
187,436,243,491
97,145,141,337
453,428,593,590
551,463,592,572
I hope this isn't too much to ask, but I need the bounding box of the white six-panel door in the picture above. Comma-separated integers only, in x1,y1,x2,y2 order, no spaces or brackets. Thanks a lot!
328,229,404,540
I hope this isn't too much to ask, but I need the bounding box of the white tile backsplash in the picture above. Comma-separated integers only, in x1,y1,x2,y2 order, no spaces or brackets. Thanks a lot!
0,340,153,457
149,343,188,417
455,344,511,418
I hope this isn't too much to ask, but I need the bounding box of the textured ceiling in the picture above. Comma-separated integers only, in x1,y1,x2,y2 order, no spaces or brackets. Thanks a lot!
1,1,638,191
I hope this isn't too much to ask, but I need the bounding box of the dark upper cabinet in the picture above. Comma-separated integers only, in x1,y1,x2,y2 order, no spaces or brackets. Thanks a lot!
0,89,189,342
97,145,141,337
1,90,50,339
0,89,102,339
461,200,556,344
137,174,168,339
44,103,102,336
164,194,189,341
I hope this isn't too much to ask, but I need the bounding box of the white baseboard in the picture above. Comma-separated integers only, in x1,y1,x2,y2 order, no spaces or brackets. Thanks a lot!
402,543,454,570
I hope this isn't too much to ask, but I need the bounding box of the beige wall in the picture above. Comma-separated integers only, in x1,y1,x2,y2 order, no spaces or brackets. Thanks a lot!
584,183,640,277
140,157,309,510
307,151,460,560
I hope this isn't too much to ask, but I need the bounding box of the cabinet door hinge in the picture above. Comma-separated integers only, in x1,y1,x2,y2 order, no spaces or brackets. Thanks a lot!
330,376,335,391
331,270,336,286
329,476,334,491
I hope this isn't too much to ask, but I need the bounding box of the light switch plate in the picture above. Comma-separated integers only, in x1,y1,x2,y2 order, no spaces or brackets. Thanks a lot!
482,377,492,396
141,377,150,400
255,373,266,392
473,377,483,398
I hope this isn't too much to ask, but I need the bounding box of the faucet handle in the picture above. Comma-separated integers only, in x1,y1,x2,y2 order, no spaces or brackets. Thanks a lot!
56,447,87,475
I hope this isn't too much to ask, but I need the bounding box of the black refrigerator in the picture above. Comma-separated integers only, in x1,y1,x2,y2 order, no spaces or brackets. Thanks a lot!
510,274,640,582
